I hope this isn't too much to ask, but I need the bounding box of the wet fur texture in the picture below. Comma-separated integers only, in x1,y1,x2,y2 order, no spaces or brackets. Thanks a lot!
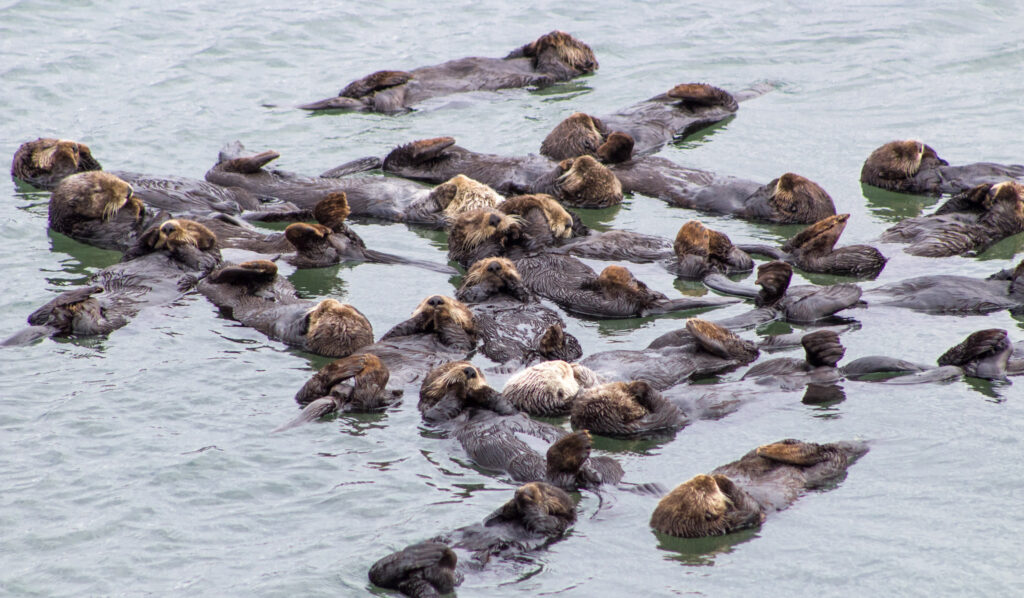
12,137,102,189
502,360,598,416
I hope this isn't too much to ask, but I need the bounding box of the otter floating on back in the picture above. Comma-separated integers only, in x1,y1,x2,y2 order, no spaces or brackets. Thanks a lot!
861,140,1024,196
863,259,1024,315
301,30,597,113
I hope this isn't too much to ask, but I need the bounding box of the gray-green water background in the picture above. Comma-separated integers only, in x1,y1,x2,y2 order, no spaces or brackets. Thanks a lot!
2,1,1022,596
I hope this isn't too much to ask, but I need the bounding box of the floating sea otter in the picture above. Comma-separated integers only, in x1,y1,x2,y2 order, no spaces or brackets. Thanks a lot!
301,30,597,113
842,328,1016,383
860,140,1024,196
879,181,1024,257
863,258,1024,314
651,438,868,538
501,360,601,416
4,219,221,345
368,482,576,598
569,380,688,438
738,214,888,278
197,260,374,358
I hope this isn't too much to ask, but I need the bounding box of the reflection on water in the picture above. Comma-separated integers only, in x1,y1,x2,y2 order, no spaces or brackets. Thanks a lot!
654,527,761,566
802,383,847,406
861,183,938,222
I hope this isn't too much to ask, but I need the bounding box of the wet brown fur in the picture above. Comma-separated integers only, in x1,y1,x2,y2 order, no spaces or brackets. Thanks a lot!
304,299,374,358
12,138,102,187
860,140,944,186
509,30,598,75
419,361,490,411
312,192,351,230
539,112,605,161
666,83,739,111
555,155,623,208
685,318,759,361
144,219,217,252
49,171,142,225
498,194,573,239
429,174,503,219
771,173,835,221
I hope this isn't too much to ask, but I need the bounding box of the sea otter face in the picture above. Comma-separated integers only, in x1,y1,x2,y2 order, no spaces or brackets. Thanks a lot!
596,131,635,164
860,139,948,190
460,257,523,299
545,430,593,474
783,213,850,255
428,174,503,218
650,474,763,538
12,138,102,187
447,208,523,267
539,112,605,161
304,299,374,358
666,83,739,112
411,295,476,336
987,181,1024,223
512,481,576,525
517,30,598,76
419,360,490,408
936,328,1012,380
150,219,217,251
555,155,623,208
52,171,141,222
499,194,573,239
503,360,584,416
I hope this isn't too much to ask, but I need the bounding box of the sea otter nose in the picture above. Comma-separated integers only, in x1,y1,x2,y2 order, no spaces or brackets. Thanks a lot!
462,366,477,379
486,261,502,274
160,222,177,235
488,214,502,227
427,295,445,307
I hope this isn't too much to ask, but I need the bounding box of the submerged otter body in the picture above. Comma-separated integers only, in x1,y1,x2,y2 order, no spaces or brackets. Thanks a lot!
197,260,374,358
739,214,888,278
651,438,868,538
383,137,623,209
455,257,581,365
879,181,1024,257
368,482,576,598
6,219,221,345
864,260,1024,314
842,328,1015,382
301,30,597,113
860,140,1024,196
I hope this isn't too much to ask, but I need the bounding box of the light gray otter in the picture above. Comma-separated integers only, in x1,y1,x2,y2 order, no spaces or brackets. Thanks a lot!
368,482,576,598
12,138,296,217
539,83,750,158
455,257,582,366
863,258,1024,315
205,142,505,225
879,181,1024,257
569,380,688,438
382,136,623,209
351,296,480,387
273,354,403,432
501,360,601,416
860,140,1024,196
579,318,760,391
197,259,374,358
301,30,597,113
651,438,868,538
418,361,624,491
4,219,221,345
738,214,888,278
842,328,1016,383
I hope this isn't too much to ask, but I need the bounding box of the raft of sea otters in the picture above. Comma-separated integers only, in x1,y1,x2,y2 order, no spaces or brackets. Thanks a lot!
9,31,1024,597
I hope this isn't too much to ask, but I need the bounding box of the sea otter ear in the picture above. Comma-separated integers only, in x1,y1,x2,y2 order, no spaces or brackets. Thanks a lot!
218,150,280,174
339,69,411,99
76,142,102,171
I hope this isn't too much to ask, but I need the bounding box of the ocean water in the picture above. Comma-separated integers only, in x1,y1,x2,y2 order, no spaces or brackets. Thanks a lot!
1,1,1023,596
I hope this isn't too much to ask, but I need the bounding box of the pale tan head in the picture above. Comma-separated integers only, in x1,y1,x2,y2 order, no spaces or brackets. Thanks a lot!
419,360,489,408
499,194,573,238
463,256,521,288
674,220,711,258
502,360,588,416
555,155,623,208
150,219,217,251
430,174,503,218
539,112,604,161
305,298,374,358
55,171,140,222
411,295,476,336
650,474,732,537
449,208,522,250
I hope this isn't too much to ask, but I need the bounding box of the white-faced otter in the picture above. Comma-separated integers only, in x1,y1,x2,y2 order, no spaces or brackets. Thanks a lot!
5,219,222,345
501,360,601,416
738,214,888,278
651,438,868,538
368,482,576,598
446,207,525,269
569,379,688,438
860,139,1024,196
11,137,102,189
455,257,581,365
301,30,597,113
419,361,624,491
879,181,1024,257
197,259,374,358
273,354,403,432
382,137,624,209
863,258,1024,314
539,83,744,159
580,318,760,391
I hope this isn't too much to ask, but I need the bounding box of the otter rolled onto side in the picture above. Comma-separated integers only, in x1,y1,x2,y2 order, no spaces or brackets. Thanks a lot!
302,30,597,113
738,214,888,278
651,438,868,538
860,139,1024,196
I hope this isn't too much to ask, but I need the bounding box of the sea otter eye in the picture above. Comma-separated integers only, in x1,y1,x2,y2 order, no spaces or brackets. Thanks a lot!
488,214,501,227
704,510,716,521
462,366,477,379
427,296,445,307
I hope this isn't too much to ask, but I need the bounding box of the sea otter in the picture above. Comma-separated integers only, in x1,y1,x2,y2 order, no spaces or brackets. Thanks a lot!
206,141,505,224
368,482,576,598
860,140,1024,196
738,214,888,278
300,30,597,113
842,328,1015,382
539,83,747,159
651,438,868,538
446,207,526,269
580,318,759,390
382,137,623,209
197,260,374,358
863,259,1024,314
455,257,581,366
273,354,403,432
418,361,624,490
666,220,754,280
48,171,151,252
501,360,601,416
739,329,847,389
11,137,102,189
351,296,480,387
5,219,221,345
569,380,688,438
879,181,1024,257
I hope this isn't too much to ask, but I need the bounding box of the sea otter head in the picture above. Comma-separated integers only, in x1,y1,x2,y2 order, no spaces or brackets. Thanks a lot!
146,219,217,252
368,542,461,598
860,139,948,192
428,174,503,219
980,181,1024,231
554,155,623,208
650,474,765,538
503,360,592,416
586,265,655,305
456,257,528,303
666,83,739,112
937,328,1012,380
685,318,760,363
745,173,837,224
754,261,793,307
508,30,598,78
418,360,491,411
569,381,660,431
539,112,605,161
596,131,635,164
800,329,846,367
674,220,711,260
303,299,374,358
411,294,478,338
499,193,574,241
12,138,102,187
50,171,142,225
545,430,593,475
447,208,523,267
783,213,850,255
487,481,577,537
27,285,113,336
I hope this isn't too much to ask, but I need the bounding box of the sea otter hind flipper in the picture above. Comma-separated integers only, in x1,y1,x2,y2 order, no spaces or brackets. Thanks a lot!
312,193,351,231
27,285,104,326
755,439,828,466
645,294,739,316
383,137,457,169
666,83,739,112
368,541,461,598
271,396,340,433
217,150,281,174
339,70,411,99
685,318,758,361
319,156,383,178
